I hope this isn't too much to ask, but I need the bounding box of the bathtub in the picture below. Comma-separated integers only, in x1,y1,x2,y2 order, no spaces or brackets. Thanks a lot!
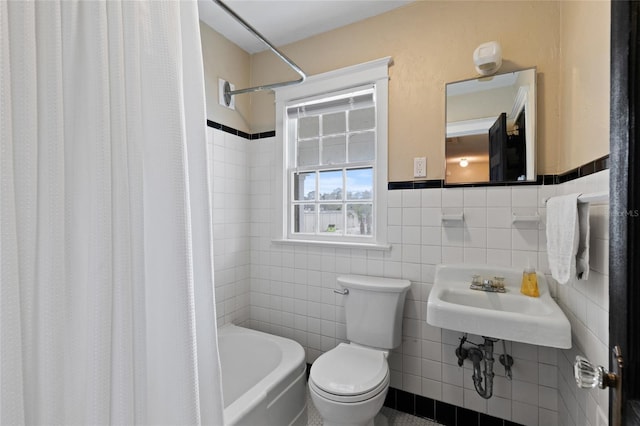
218,325,307,426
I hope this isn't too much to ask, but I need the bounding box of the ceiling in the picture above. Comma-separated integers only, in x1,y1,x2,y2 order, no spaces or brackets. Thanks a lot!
198,0,414,54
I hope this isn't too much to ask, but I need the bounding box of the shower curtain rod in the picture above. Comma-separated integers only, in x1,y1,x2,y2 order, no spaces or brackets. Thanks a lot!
213,0,307,106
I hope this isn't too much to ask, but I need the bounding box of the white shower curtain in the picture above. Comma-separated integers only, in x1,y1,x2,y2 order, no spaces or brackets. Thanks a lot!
0,1,224,424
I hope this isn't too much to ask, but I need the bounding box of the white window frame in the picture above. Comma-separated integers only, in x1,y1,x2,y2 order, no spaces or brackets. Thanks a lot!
272,57,391,250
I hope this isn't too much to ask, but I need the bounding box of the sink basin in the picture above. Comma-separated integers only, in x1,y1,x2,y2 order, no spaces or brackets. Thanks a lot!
427,264,571,348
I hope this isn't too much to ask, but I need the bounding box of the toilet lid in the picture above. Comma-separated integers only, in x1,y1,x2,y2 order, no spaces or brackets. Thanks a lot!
310,343,388,396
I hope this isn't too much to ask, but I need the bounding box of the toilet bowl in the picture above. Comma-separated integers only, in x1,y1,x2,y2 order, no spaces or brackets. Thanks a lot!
309,343,390,426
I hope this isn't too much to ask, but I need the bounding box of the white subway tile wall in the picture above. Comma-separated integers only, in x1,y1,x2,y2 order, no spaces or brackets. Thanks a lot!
207,128,609,426
206,128,251,325
553,172,610,426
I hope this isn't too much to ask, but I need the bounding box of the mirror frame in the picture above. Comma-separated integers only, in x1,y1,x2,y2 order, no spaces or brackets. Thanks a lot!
444,67,537,186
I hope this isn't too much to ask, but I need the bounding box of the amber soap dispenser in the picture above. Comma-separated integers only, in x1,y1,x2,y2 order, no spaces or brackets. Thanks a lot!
520,265,540,297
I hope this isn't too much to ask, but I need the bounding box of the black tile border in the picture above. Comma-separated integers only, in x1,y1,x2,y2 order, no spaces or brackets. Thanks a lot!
382,387,525,426
388,178,543,190
541,174,556,185
206,120,275,140
556,155,610,184
388,181,422,190
434,400,456,425
254,130,276,139
206,120,609,188
443,176,544,188
457,406,480,425
396,389,415,414
388,154,609,190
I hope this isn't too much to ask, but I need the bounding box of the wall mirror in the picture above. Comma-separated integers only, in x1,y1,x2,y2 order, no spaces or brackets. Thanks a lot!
445,68,536,185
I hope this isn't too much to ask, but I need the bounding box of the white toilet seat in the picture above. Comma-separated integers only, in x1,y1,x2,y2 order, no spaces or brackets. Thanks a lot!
309,370,389,403
309,343,390,403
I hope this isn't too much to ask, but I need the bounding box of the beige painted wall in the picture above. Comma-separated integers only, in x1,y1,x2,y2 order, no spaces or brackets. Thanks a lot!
446,160,489,184
248,1,563,181
200,22,252,133
558,0,610,172
201,0,610,180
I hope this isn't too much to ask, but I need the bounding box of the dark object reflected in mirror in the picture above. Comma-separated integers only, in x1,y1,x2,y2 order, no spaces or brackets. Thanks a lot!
445,68,536,185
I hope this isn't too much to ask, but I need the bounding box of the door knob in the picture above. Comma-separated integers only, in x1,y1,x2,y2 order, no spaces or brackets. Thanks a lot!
574,354,619,389
574,347,624,426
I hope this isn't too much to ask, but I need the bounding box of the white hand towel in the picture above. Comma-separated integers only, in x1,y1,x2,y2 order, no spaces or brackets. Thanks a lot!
546,193,580,284
576,202,591,280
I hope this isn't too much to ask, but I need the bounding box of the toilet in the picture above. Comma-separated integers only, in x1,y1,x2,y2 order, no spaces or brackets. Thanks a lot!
308,275,410,426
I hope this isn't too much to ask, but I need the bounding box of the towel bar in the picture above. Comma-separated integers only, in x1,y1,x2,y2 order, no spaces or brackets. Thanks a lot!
545,191,609,205
576,191,609,204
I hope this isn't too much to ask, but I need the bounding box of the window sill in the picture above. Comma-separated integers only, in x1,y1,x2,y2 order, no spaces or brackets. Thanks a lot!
271,238,391,251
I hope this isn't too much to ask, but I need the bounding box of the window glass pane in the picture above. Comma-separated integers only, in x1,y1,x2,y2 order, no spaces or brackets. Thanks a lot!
294,204,316,233
346,204,373,235
287,85,380,240
318,170,343,200
297,138,319,166
293,172,316,201
323,112,346,135
349,107,375,131
348,132,375,162
298,116,320,138
322,135,346,165
346,168,373,200
319,204,343,234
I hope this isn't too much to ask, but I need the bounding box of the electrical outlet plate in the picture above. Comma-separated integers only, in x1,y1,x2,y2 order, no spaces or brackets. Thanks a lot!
414,157,427,178
218,78,235,110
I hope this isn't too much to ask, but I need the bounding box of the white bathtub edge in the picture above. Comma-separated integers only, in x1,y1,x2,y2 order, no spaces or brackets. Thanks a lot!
219,325,306,426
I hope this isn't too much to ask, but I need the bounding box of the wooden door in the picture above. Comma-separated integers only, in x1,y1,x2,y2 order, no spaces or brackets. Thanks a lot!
609,1,640,424
489,112,507,181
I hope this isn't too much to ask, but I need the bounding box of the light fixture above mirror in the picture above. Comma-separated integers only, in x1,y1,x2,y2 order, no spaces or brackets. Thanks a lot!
473,41,502,76
445,68,536,186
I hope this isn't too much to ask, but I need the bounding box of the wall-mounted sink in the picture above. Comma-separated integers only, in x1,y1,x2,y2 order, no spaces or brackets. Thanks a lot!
427,264,571,348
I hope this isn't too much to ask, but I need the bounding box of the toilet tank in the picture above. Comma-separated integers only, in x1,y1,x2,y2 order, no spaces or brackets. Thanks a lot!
338,275,411,350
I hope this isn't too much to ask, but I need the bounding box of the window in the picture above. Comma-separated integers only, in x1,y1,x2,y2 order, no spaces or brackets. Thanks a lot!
273,58,391,248
290,88,376,238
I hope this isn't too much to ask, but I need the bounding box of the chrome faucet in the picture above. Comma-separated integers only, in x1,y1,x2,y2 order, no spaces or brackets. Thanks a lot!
470,275,506,293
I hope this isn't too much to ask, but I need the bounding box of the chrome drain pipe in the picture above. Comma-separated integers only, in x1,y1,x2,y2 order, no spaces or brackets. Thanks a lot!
456,336,507,399
469,338,496,399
